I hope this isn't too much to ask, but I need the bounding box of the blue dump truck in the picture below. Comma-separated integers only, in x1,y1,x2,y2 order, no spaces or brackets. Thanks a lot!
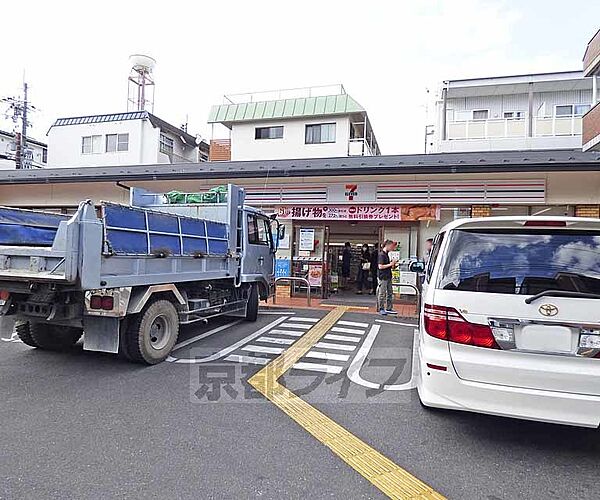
0,184,280,364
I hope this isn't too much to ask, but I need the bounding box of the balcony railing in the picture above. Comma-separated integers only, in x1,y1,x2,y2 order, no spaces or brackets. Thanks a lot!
348,138,375,156
446,116,583,140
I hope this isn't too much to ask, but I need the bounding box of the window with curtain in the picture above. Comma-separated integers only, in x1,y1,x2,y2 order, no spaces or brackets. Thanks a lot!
255,126,283,139
305,123,336,144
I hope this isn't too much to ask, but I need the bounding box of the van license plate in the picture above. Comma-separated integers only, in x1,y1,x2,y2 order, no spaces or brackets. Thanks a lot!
517,325,573,353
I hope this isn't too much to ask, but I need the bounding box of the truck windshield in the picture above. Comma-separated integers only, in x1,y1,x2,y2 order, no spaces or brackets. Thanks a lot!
438,229,600,295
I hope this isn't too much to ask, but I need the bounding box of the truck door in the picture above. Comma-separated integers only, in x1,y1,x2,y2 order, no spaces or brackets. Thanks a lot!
244,212,275,279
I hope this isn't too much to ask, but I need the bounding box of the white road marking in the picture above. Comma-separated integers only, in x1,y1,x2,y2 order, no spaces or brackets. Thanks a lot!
375,319,418,327
241,345,285,355
324,333,361,343
279,323,312,330
224,354,269,365
268,329,305,337
338,320,369,328
347,324,419,391
167,316,288,364
347,324,381,389
314,341,357,352
255,336,295,345
331,326,366,335
172,320,242,351
292,362,343,374
260,311,296,315
292,317,320,323
305,351,349,362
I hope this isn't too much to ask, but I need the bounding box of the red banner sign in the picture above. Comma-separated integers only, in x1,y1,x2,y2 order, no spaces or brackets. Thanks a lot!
277,204,440,221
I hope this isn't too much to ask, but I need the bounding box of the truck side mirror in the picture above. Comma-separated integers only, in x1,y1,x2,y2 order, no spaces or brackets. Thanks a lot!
277,225,286,241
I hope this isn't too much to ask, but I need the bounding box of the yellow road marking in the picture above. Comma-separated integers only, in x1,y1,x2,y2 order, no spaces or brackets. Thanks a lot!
249,307,445,500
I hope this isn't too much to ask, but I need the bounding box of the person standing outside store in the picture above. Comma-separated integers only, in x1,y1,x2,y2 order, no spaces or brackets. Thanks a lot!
356,244,371,294
377,240,398,315
370,243,379,295
424,238,434,262
341,242,352,289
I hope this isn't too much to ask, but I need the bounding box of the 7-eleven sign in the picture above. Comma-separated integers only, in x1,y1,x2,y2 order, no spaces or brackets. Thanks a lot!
344,184,358,201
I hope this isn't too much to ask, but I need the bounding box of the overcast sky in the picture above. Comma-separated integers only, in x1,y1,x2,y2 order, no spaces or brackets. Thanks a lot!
1,0,598,154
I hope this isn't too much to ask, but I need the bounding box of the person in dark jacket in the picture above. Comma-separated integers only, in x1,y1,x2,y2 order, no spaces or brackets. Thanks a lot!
341,242,352,289
356,244,371,294
370,243,379,295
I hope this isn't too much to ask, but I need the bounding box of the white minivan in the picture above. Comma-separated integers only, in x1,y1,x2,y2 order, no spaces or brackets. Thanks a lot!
417,216,600,428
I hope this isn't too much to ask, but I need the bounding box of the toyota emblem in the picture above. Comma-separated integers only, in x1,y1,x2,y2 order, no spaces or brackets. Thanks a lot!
539,303,559,317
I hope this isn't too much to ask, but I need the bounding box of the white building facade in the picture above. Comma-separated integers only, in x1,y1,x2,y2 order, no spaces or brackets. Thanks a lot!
0,130,47,169
431,71,593,153
207,85,380,161
47,111,207,168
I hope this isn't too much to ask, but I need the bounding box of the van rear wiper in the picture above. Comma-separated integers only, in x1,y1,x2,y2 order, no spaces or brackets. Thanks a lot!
525,289,600,304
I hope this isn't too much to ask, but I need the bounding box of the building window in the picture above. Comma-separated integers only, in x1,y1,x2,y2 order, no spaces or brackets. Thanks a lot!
255,126,284,140
556,104,591,117
81,135,102,154
455,110,489,121
305,123,336,144
42,148,47,163
472,110,489,120
106,133,129,152
503,111,524,119
160,133,174,155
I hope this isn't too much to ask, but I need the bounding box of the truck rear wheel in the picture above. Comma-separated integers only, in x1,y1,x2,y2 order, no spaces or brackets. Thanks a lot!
245,284,259,322
125,299,179,365
27,322,83,351
15,321,40,348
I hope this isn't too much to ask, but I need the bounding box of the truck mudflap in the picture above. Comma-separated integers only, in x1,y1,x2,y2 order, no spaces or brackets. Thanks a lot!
83,316,120,353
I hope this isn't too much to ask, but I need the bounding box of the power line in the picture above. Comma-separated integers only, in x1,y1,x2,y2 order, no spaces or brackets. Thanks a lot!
1,81,37,169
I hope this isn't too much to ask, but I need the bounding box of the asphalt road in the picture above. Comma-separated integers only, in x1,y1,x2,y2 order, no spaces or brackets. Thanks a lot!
1,308,599,499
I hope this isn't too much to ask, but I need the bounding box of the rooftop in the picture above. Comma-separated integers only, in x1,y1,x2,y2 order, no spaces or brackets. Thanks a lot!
0,149,598,185
0,129,47,148
208,84,366,127
50,111,198,146
444,70,591,97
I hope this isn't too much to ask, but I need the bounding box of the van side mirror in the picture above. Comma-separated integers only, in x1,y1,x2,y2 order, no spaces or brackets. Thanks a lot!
409,261,425,273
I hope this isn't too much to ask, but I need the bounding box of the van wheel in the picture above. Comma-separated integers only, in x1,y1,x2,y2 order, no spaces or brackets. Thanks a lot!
27,322,83,351
15,321,40,348
125,299,179,365
245,284,259,322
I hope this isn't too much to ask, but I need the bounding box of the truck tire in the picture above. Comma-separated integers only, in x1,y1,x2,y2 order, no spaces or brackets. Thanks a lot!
245,284,259,322
28,322,83,351
125,299,179,365
15,321,40,348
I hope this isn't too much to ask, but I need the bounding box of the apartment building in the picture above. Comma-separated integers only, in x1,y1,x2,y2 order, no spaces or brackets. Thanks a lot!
0,129,47,169
47,111,209,168
207,85,380,161
582,29,600,152
431,71,593,153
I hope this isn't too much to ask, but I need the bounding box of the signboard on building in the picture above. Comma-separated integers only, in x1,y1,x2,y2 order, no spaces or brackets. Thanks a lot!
308,264,323,287
299,228,315,250
275,258,291,278
277,205,440,221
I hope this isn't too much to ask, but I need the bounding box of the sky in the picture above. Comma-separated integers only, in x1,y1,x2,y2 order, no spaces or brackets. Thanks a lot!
1,0,598,155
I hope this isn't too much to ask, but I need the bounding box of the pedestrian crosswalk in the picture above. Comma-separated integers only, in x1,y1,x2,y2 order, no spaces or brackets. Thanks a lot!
223,315,370,375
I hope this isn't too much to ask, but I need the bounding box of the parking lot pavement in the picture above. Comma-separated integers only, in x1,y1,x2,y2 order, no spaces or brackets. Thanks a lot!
1,308,599,499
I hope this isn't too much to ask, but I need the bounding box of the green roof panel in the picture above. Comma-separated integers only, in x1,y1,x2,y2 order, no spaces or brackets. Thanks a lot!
207,92,366,124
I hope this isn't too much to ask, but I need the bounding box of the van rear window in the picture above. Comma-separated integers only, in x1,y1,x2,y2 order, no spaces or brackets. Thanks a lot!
438,229,600,295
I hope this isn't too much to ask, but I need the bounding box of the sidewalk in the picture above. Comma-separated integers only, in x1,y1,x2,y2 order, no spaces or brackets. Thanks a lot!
264,295,417,318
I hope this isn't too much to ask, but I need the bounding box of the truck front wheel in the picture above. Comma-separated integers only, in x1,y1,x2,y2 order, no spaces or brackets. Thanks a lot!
21,322,83,351
245,284,259,322
125,299,179,365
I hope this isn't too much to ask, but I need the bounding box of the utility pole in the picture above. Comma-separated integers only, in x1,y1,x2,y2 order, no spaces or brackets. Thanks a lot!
1,81,36,169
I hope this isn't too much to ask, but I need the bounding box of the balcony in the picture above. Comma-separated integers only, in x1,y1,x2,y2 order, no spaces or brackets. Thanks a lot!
583,102,600,151
447,116,583,140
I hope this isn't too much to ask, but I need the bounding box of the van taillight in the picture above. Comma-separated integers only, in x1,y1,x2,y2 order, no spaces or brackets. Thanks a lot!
424,304,499,349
